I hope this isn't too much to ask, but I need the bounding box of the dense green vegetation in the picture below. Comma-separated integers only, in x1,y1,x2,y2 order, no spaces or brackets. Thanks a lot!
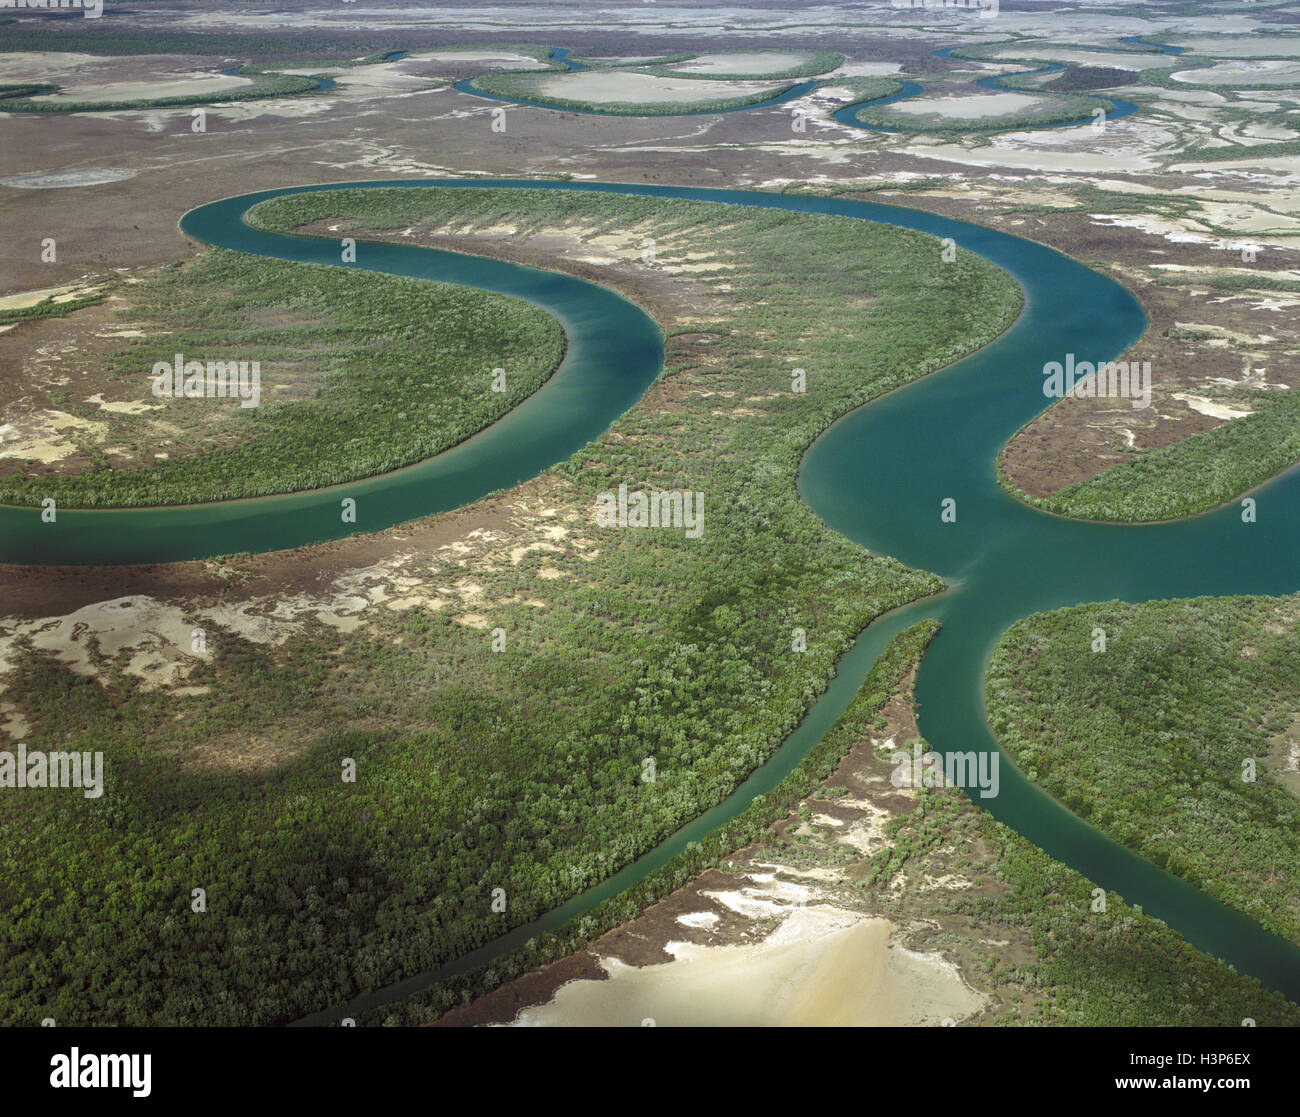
645,50,844,80
1042,66,1138,92
987,596,1300,942
365,610,1300,1025
898,767,1300,1025
0,292,106,325
352,620,944,1022
0,188,1020,1024
0,250,564,507
465,72,801,115
0,72,323,113
833,77,904,116
1172,138,1300,164
1154,272,1300,294
0,82,56,103
1002,391,1300,522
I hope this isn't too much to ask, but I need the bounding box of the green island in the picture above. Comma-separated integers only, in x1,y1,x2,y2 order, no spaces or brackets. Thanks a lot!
999,392,1300,523
0,186,1021,1025
833,76,904,115
856,42,1124,134
6,185,1294,1026
986,595,1300,944
247,44,557,73
362,618,1300,1025
463,72,802,116
0,248,565,507
1139,63,1300,95
897,740,1300,1026
0,72,325,114
849,90,1115,134
642,50,845,80
1136,32,1300,95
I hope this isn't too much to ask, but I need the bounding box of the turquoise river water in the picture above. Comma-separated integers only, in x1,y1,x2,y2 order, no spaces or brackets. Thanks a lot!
1,179,1293,1021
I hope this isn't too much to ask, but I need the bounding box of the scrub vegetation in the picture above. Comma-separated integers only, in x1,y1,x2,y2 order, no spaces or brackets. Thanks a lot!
366,616,1300,1025
0,292,107,325
0,187,1021,1025
833,76,905,114
897,761,1300,1025
0,250,565,507
1041,65,1137,92
1002,391,1300,522
987,595,1300,943
0,72,324,113
850,90,1114,133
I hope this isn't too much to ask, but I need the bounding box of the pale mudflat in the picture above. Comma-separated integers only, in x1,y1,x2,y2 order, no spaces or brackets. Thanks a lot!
43,73,257,102
1167,35,1300,58
524,70,788,105
509,909,986,1027
668,51,819,75
1173,60,1300,86
889,91,1042,119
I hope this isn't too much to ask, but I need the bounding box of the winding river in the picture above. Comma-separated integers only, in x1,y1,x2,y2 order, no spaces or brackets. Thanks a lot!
452,46,823,117
0,45,1133,129
5,179,1296,1020
449,44,1137,132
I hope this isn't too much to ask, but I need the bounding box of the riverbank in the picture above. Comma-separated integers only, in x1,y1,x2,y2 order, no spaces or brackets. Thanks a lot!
0,184,1015,1025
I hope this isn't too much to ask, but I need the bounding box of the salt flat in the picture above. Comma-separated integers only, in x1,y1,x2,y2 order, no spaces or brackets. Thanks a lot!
1173,60,1300,86
890,91,1041,119
527,70,787,104
667,51,817,75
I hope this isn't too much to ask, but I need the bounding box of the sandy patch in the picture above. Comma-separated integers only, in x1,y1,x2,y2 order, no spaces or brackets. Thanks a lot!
0,701,31,740
836,800,896,855
0,410,109,464
0,169,135,190
405,49,544,69
274,63,440,98
889,92,1042,120
508,908,986,1027
84,394,163,416
1174,60,1300,86
0,552,441,689
0,51,107,82
667,52,817,76
45,73,256,103
522,71,786,106
980,47,1175,71
1170,393,1254,420
832,61,904,77
1091,213,1221,245
0,284,101,311
904,144,1161,174
698,885,788,921
0,595,204,689
1168,37,1300,59
1204,365,1292,391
